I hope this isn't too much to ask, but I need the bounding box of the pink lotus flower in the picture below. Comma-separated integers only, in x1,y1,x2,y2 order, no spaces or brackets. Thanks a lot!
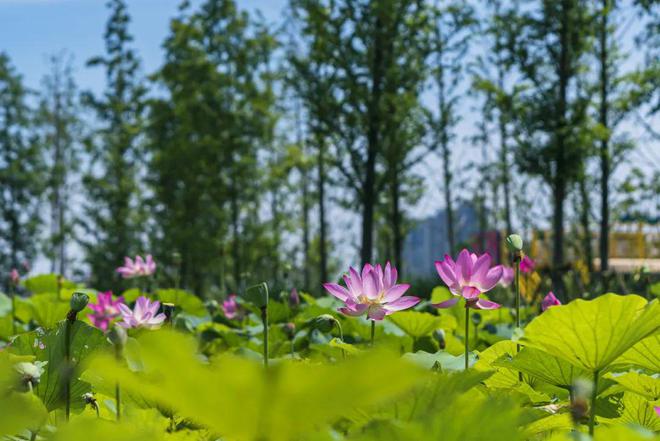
118,296,166,329
116,255,156,279
289,288,300,308
541,291,561,311
222,294,239,319
323,262,420,321
9,268,19,285
499,266,514,288
432,249,503,310
520,255,535,274
87,291,125,332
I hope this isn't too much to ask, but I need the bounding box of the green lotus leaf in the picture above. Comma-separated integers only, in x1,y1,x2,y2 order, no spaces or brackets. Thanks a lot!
475,340,519,388
522,413,573,439
17,294,70,329
329,337,359,354
155,289,206,316
607,371,660,401
86,330,428,441
521,294,660,372
605,392,660,432
612,335,660,372
0,390,48,437
8,320,109,411
403,350,477,371
387,310,443,338
494,346,590,390
23,274,76,294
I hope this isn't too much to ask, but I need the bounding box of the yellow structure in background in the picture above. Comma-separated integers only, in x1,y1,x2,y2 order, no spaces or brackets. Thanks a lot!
523,222,660,273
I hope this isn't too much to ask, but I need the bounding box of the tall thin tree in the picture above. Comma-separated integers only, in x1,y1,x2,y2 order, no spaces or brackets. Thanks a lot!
82,0,147,290
38,52,80,276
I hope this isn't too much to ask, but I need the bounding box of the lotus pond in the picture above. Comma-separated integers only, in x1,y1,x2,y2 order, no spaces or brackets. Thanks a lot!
0,250,659,441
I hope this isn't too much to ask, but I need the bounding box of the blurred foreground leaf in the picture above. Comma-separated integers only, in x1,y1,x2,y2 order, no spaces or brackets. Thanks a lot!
85,329,427,441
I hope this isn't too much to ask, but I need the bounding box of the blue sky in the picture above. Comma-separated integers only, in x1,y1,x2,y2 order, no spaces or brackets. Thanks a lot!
0,0,286,92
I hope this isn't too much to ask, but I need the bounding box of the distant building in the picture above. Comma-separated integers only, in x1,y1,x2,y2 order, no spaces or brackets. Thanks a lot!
403,203,481,279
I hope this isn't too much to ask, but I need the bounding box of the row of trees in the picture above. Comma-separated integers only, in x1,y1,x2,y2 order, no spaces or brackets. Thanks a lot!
0,0,658,297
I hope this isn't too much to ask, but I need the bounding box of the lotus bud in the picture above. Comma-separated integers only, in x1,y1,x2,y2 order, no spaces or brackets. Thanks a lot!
506,234,523,252
541,291,561,312
245,282,269,308
283,322,296,340
283,263,292,280
471,312,482,326
433,329,446,350
310,314,337,333
69,292,90,313
67,291,90,321
9,268,19,285
289,288,300,308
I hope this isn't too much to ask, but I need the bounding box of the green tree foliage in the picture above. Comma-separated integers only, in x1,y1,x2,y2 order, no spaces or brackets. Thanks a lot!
0,53,43,286
81,0,147,291
506,0,594,295
472,0,525,241
290,0,432,267
147,0,278,294
37,52,81,277
430,2,476,257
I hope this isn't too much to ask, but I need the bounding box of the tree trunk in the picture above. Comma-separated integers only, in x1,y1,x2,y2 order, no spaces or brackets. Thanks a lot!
497,62,512,239
317,133,328,284
579,179,594,273
230,187,241,290
552,180,566,297
599,0,610,272
441,133,455,255
270,190,280,282
436,37,455,256
552,0,570,300
477,195,487,252
298,104,310,290
361,11,385,266
391,170,403,275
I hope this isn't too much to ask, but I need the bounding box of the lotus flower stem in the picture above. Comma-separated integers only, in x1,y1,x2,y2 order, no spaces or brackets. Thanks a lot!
514,253,521,350
370,320,375,347
512,250,523,381
9,284,16,336
115,343,121,421
464,304,469,370
64,316,73,420
57,274,63,301
336,319,345,360
64,293,88,421
261,305,269,367
589,370,599,436
115,382,121,421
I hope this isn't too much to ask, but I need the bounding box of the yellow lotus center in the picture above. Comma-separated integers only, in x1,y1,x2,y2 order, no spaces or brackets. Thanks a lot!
358,293,385,305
